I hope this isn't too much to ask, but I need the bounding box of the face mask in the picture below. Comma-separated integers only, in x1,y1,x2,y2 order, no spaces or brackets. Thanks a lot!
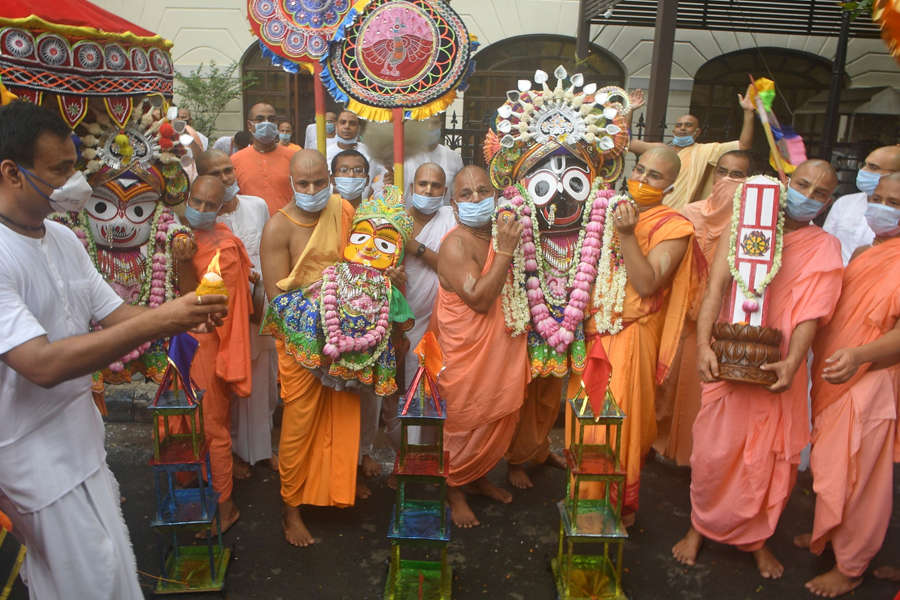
784,185,826,222
627,179,672,206
856,169,882,196
325,122,336,135
292,178,331,213
426,128,442,146
223,182,239,203
671,135,695,147
864,202,900,237
184,205,218,230
279,133,292,144
253,121,278,144
20,166,93,213
334,176,367,200
457,195,495,227
412,192,443,215
337,133,358,145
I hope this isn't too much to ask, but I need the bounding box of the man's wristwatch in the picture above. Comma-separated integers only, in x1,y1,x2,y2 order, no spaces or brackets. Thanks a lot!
415,243,427,257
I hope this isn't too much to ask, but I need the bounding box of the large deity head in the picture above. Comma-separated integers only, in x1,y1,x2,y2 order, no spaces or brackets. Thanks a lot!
343,185,413,270
85,166,167,249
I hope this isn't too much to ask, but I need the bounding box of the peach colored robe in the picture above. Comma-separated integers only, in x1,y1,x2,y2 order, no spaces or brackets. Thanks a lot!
190,223,253,502
656,177,739,465
808,239,900,577
690,226,842,550
578,205,704,515
664,141,740,210
231,144,296,216
506,377,563,466
434,240,530,486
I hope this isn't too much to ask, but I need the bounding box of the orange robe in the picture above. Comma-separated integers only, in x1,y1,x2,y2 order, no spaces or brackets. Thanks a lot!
231,144,296,216
808,239,900,577
656,177,738,464
506,378,562,466
690,226,842,550
191,223,253,503
579,205,704,515
268,196,359,508
434,241,530,486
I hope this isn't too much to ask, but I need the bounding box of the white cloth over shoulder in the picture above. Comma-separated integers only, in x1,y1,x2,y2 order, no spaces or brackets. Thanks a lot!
823,191,873,265
213,135,234,155
326,139,372,170
0,221,122,512
217,193,268,274
370,144,463,203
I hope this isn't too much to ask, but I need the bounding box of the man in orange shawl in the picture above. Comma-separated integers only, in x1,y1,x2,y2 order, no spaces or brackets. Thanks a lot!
796,173,900,597
674,160,844,579
655,150,752,465
259,149,356,546
184,176,254,535
434,166,529,528
580,147,704,527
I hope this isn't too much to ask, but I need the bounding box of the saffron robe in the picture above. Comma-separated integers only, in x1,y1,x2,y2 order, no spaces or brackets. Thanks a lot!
232,144,296,216
664,141,740,210
808,239,900,577
579,204,704,514
190,223,254,502
434,240,530,486
267,196,360,507
690,226,842,550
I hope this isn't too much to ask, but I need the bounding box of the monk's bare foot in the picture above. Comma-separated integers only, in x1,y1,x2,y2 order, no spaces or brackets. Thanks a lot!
283,504,314,547
793,532,811,549
752,545,784,579
805,567,862,597
873,565,900,582
622,512,636,529
448,487,479,528
507,464,533,489
268,451,279,472
232,454,252,480
196,498,240,539
544,451,567,469
361,454,381,478
470,477,513,504
672,526,703,566
356,475,372,500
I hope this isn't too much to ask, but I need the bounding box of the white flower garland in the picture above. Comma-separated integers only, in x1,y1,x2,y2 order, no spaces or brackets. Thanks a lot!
591,195,630,335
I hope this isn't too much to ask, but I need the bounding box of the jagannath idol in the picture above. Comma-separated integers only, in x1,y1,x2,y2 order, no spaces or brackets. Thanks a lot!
50,99,193,384
483,65,636,377
262,185,415,397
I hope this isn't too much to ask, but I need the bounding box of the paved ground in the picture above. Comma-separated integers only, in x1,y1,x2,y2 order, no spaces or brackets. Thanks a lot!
3,419,899,599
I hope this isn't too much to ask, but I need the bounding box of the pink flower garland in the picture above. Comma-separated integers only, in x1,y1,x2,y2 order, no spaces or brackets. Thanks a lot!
320,265,391,360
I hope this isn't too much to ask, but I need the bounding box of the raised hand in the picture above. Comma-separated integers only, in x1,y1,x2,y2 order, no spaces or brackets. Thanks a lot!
495,212,524,255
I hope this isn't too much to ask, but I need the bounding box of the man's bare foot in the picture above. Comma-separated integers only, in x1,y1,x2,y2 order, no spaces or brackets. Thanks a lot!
356,476,372,499
448,486,479,528
752,545,784,579
196,498,240,539
268,451,279,472
873,565,900,582
805,567,862,597
672,526,703,565
507,464,533,489
793,532,811,549
361,454,381,478
469,477,513,503
544,451,567,469
233,454,252,480
283,504,315,547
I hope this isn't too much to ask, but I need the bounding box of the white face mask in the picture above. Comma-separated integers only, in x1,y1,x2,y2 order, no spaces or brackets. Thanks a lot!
224,182,239,203
50,171,93,213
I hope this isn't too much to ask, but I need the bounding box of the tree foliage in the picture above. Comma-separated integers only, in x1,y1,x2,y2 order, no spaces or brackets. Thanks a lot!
839,0,874,20
174,61,257,138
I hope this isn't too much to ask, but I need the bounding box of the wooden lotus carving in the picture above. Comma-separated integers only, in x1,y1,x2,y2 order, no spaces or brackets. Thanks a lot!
711,322,782,386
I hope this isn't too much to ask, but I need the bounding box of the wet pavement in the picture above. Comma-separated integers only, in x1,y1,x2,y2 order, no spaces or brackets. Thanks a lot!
4,419,899,599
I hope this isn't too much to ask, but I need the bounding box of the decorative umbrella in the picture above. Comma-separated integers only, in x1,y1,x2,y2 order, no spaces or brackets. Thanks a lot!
874,0,900,65
320,0,475,188
246,0,355,152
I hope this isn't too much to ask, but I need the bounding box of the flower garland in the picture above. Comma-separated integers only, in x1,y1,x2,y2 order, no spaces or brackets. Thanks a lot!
591,194,631,335
319,263,392,366
725,177,785,300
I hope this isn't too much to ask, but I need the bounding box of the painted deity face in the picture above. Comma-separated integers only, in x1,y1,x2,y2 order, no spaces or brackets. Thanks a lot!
86,174,158,249
522,153,592,232
343,219,403,270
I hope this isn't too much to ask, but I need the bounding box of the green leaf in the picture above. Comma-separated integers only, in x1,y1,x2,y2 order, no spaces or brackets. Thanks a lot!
173,60,258,139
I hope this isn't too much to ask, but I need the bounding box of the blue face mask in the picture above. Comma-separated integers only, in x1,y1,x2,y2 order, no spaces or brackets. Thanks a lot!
457,195,495,227
864,202,900,237
337,133,358,145
325,122,336,135
184,205,218,230
411,192,443,215
427,128,442,147
279,132,292,144
253,121,278,144
334,176,367,200
856,169,882,196
784,185,826,222
292,179,331,213
671,135,695,147
224,182,239,203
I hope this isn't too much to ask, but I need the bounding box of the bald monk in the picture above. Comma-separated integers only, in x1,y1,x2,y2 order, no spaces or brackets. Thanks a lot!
259,149,357,546
629,87,755,209
824,145,900,264
184,176,254,535
434,165,528,528
232,102,298,215
579,146,703,526
792,173,900,598
674,159,844,578
654,150,752,465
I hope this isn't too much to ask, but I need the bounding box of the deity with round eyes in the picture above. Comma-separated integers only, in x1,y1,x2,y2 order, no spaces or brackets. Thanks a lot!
262,186,415,397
